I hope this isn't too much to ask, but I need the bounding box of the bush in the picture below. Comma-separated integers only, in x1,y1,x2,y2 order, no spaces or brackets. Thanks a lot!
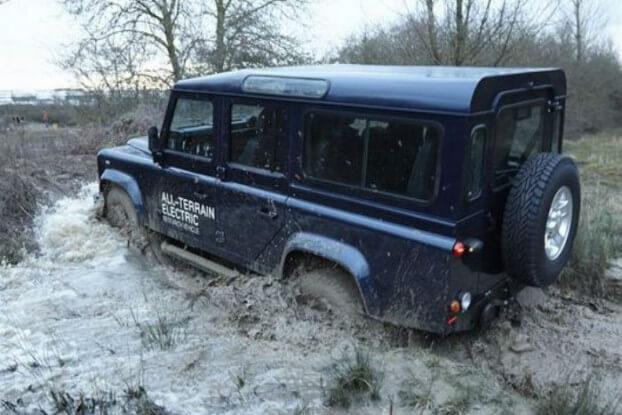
67,102,167,155
0,161,38,263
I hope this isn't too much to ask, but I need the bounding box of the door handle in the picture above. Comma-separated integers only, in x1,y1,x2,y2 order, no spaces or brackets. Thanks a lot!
259,206,278,219
193,191,208,200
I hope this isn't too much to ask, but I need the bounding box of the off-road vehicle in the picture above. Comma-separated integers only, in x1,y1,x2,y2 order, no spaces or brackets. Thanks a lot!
97,65,580,334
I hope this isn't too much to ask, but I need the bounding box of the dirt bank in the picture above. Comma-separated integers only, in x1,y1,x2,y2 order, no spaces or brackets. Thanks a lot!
0,126,97,263
1,184,621,415
0,154,96,263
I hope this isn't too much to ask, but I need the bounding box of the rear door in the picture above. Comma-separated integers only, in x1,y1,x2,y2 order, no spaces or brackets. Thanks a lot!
482,89,559,271
215,98,289,268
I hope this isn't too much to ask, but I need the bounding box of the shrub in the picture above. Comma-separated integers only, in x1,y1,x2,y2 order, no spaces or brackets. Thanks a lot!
0,161,38,263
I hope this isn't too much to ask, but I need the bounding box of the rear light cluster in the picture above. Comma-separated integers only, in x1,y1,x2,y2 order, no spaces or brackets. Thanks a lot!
446,292,473,326
452,241,466,257
447,239,480,325
452,239,484,257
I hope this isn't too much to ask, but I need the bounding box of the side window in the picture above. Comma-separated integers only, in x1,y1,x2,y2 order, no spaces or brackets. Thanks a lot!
466,127,486,200
230,104,287,172
303,113,365,185
167,97,214,159
304,112,440,201
495,102,545,186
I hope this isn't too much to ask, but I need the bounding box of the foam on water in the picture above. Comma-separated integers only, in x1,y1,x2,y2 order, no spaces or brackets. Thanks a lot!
35,182,126,263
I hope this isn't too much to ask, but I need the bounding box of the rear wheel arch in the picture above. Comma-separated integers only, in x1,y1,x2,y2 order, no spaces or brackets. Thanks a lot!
281,249,369,314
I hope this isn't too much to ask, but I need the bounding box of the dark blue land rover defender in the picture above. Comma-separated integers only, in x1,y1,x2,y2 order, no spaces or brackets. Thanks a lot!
98,65,580,334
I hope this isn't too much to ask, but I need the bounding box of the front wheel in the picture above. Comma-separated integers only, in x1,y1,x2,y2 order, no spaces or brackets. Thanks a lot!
502,153,581,288
104,187,148,252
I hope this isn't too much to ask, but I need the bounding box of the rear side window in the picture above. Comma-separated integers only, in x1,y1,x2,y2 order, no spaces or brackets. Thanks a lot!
494,102,544,186
304,112,440,201
167,97,214,159
230,104,287,172
467,127,486,199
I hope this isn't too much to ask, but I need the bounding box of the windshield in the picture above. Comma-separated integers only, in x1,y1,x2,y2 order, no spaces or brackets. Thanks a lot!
170,97,213,131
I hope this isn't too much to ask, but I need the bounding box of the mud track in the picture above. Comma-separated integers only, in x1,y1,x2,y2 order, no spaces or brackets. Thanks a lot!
1,183,621,414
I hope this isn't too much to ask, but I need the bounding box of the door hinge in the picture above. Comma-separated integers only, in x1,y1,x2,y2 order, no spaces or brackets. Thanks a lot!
547,100,563,112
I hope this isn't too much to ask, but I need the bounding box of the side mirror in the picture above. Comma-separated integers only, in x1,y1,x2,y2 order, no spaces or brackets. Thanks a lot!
148,126,161,152
148,126,163,163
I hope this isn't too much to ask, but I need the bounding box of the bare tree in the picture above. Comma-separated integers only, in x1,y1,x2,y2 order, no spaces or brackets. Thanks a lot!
61,0,201,84
562,0,607,63
60,0,309,91
405,0,550,66
201,0,310,73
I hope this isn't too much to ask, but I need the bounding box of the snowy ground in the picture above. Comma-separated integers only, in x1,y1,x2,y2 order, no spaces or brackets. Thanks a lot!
1,183,621,414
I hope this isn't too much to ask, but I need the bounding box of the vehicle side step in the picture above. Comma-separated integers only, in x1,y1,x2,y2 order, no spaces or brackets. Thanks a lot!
160,242,239,279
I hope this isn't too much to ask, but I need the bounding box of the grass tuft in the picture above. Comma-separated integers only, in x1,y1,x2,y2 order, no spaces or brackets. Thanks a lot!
50,388,118,414
438,390,472,415
131,309,188,351
325,347,383,408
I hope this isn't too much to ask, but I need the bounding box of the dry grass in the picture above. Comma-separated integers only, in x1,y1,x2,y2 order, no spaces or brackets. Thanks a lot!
564,131,622,189
562,132,622,296
324,347,383,408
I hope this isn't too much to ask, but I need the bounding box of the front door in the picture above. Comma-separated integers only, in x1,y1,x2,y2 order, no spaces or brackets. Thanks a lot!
156,93,221,252
215,99,289,269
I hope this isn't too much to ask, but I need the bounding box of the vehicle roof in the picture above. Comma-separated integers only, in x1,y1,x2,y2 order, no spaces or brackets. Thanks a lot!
174,65,566,114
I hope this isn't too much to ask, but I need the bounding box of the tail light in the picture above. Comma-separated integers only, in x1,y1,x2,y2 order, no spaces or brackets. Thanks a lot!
452,241,466,257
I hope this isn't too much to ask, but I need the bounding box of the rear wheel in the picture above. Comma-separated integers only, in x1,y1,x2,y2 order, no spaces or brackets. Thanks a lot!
502,153,581,287
292,268,364,317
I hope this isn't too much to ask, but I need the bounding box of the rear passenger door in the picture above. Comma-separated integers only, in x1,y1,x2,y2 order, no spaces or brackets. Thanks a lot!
155,93,220,251
216,99,289,268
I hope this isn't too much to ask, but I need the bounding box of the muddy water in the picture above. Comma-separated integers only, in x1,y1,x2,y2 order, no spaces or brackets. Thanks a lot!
0,184,619,414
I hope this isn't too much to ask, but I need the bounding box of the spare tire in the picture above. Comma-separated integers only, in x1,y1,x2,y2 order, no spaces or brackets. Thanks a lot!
502,153,580,287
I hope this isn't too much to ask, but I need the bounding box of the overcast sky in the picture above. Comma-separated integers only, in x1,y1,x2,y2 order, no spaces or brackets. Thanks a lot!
0,0,621,90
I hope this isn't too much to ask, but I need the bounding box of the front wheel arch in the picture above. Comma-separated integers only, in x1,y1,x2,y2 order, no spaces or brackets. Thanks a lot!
99,168,146,224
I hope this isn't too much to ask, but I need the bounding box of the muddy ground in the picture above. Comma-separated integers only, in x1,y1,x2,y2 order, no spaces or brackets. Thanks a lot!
0,129,621,414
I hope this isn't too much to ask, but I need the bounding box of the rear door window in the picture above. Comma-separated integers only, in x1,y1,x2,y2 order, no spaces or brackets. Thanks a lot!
494,102,545,186
230,104,287,173
304,112,440,201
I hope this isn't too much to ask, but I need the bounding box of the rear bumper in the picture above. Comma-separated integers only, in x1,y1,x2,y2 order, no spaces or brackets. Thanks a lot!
445,277,514,333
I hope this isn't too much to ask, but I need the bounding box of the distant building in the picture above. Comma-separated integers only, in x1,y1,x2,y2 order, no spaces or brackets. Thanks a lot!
0,89,91,106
